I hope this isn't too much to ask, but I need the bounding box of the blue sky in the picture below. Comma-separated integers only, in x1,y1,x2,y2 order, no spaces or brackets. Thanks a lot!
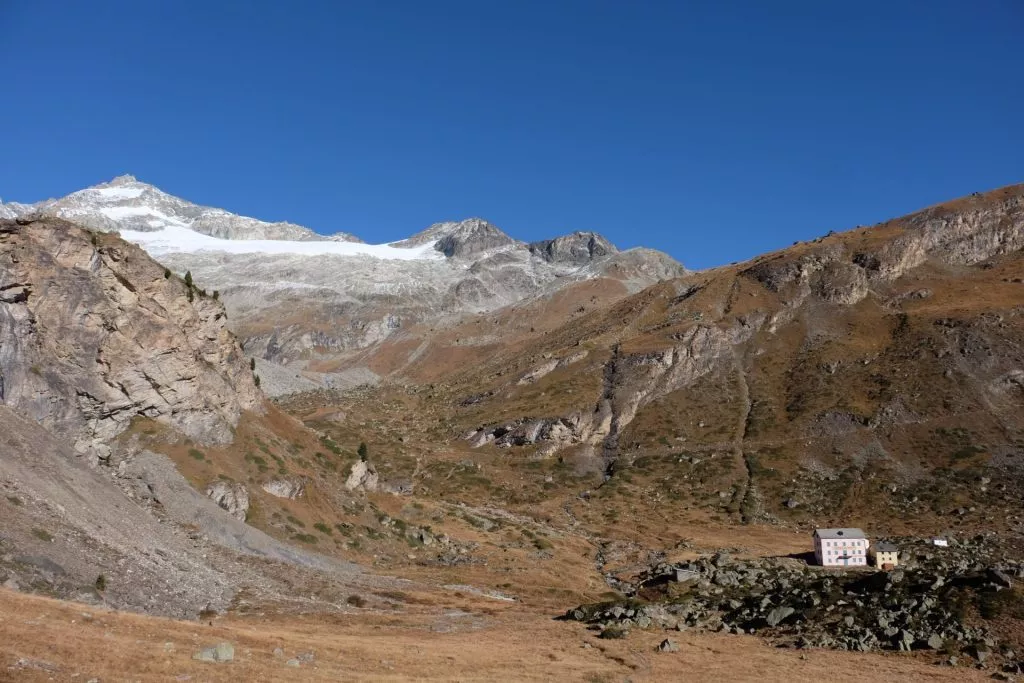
1,1,1021,268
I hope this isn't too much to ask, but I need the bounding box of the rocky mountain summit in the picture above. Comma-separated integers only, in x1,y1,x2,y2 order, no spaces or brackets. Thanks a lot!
3,174,361,242
530,231,617,264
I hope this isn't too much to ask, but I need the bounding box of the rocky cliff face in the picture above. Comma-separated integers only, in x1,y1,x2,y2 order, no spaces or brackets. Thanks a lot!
0,217,262,462
530,231,617,264
739,185,1024,307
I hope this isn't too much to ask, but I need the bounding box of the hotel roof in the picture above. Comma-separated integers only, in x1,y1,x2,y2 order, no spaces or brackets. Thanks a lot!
814,528,866,540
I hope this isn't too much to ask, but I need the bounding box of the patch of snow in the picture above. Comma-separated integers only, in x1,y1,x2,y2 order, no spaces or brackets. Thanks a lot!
118,223,443,261
89,186,145,201
100,206,189,226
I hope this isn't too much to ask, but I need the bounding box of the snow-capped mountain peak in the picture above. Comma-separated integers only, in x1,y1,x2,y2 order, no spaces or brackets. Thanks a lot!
1,177,687,387
3,175,366,245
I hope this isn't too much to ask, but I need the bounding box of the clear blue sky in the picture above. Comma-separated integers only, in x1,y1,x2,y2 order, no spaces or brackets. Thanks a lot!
1,1,1021,268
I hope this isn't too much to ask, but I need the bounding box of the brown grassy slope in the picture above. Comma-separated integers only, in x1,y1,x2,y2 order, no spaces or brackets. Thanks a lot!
0,587,988,682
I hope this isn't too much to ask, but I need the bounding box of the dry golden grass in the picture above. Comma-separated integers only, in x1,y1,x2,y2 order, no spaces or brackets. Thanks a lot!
0,587,989,682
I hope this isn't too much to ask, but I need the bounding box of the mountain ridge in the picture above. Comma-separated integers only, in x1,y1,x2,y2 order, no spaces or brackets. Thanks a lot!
0,177,688,390
1,176,651,257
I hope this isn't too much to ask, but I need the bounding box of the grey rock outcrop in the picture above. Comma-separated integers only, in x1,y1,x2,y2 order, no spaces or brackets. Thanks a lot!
529,231,617,264
205,481,250,520
0,218,262,461
658,638,680,653
261,478,305,499
193,642,234,663
345,460,379,492
470,324,740,460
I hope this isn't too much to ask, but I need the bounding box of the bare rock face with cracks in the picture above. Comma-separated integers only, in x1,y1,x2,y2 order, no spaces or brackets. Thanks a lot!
0,216,262,462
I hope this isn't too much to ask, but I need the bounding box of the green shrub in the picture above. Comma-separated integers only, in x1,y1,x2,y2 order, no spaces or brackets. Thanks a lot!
314,522,333,535
32,528,53,542
598,625,628,639
951,445,985,461
188,448,205,461
95,574,106,592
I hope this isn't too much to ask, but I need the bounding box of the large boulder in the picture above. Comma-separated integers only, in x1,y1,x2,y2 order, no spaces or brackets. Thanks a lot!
261,478,305,499
205,481,250,521
345,460,379,492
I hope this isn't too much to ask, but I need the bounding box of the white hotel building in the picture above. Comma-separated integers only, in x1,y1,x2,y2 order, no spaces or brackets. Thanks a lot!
813,528,869,567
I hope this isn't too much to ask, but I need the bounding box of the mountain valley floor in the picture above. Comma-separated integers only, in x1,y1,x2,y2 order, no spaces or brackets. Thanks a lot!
0,548,990,683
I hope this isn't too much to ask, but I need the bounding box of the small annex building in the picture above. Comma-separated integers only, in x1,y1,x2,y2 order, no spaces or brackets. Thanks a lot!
872,542,899,569
813,528,869,567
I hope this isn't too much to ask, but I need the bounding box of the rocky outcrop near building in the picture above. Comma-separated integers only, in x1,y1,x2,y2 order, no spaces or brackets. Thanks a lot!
565,538,1023,663
0,217,262,462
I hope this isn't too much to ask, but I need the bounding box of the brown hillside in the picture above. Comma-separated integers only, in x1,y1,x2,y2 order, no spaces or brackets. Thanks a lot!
287,184,1024,543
